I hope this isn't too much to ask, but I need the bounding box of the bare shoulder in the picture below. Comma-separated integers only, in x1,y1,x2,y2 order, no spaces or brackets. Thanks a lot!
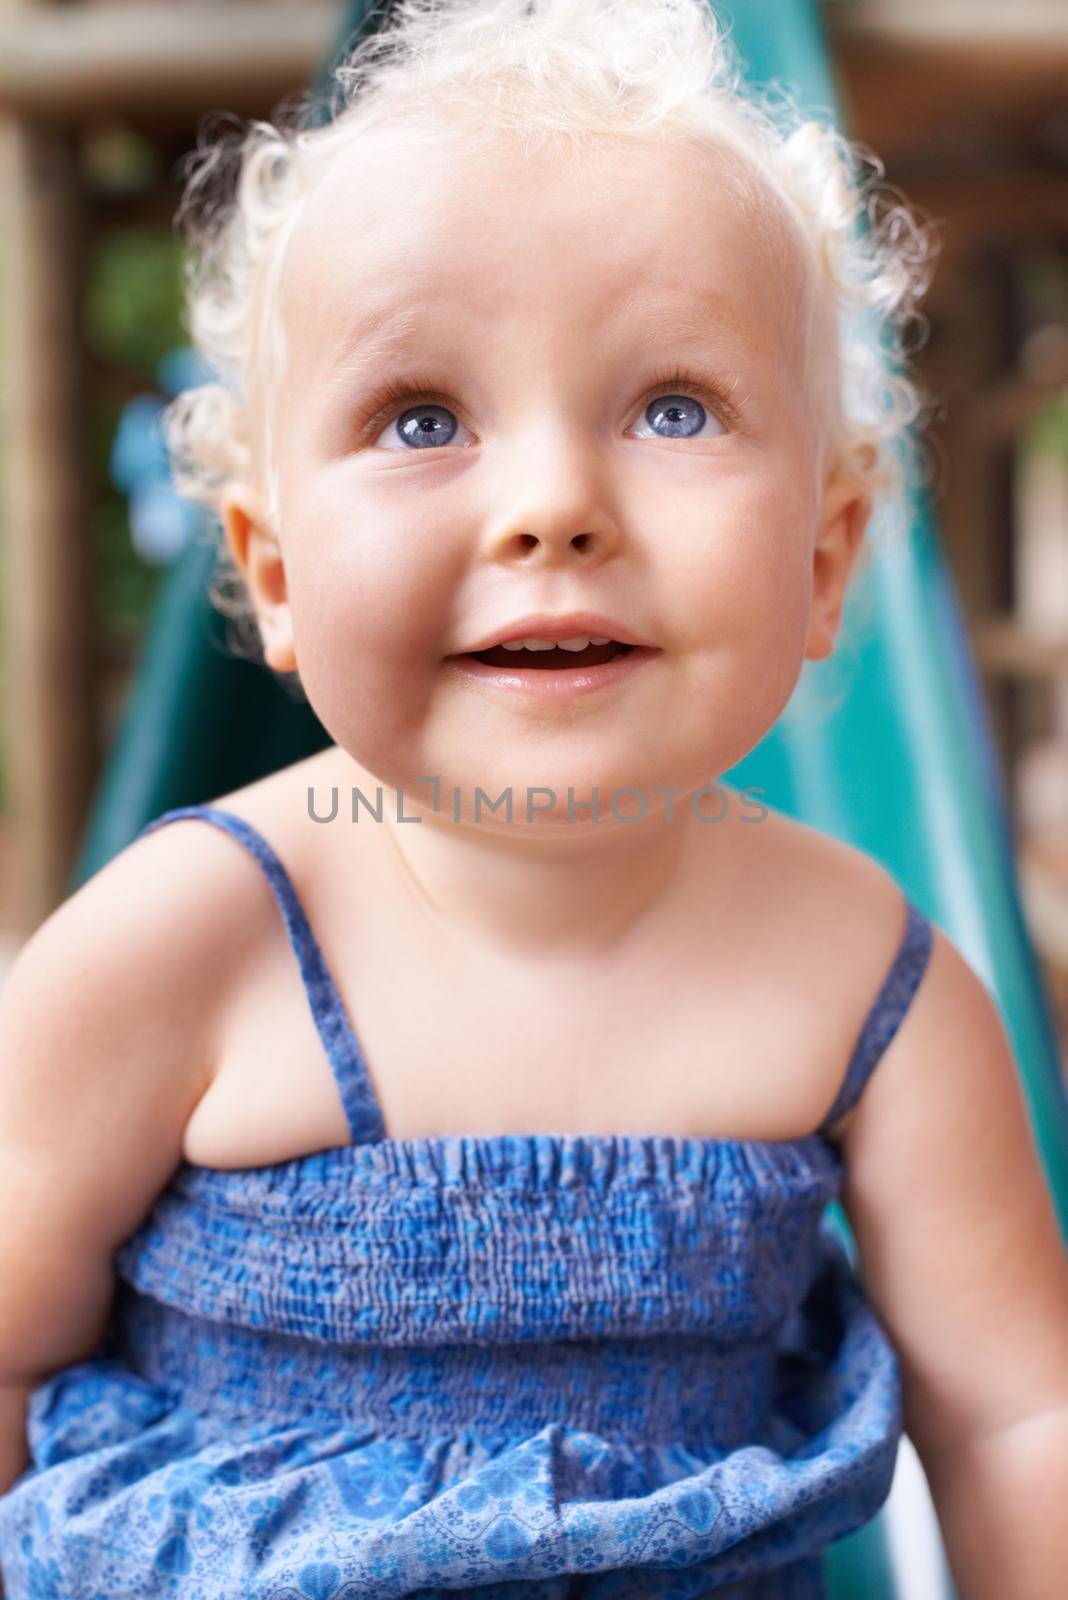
0,797,298,1387
0,775,353,1382
199,743,345,862
0,752,342,1182
0,807,269,1196
767,806,917,988
822,894,1068,1459
754,814,1068,1458
0,747,343,1209
90,745,349,1038
743,803,903,909
717,802,921,1131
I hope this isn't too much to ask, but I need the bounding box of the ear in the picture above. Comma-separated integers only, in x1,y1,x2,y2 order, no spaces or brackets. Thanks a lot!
804,472,873,662
218,482,297,673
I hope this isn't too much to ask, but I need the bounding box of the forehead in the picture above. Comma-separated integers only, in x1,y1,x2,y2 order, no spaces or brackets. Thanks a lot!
275,116,815,391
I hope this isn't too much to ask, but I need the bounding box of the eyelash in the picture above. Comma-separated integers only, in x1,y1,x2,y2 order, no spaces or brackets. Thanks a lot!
639,364,744,431
355,363,744,441
357,373,456,440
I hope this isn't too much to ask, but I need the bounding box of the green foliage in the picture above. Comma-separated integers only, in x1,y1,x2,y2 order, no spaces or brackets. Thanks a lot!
85,226,186,641
1019,251,1068,462
86,225,185,380
88,400,163,644
82,125,161,196
1023,389,1068,461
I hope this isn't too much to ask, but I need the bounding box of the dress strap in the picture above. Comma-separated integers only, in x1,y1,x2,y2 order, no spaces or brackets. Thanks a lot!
137,804,387,1145
819,896,934,1136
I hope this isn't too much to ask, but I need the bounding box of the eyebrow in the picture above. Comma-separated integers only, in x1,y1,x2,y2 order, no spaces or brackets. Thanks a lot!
324,302,425,390
324,281,754,388
613,284,756,358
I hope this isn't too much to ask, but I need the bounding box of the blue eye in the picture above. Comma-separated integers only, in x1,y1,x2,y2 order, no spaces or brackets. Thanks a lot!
391,404,459,450
644,394,709,439
361,373,732,451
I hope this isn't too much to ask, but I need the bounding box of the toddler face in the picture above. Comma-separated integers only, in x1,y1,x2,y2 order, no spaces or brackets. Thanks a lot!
224,117,867,824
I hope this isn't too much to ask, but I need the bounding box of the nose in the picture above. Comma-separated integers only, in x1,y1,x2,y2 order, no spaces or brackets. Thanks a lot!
479,426,624,567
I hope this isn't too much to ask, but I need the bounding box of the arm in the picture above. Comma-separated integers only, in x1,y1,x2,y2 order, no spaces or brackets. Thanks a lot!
0,1383,31,1499
0,826,239,1498
837,922,1068,1600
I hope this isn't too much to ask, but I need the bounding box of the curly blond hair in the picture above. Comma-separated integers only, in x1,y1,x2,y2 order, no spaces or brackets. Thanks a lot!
162,0,940,664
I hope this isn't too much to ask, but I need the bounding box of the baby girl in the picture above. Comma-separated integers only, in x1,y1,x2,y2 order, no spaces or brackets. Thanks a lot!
1,1,1066,1596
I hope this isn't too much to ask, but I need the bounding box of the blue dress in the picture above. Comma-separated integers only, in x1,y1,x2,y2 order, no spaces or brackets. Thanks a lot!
0,804,934,1600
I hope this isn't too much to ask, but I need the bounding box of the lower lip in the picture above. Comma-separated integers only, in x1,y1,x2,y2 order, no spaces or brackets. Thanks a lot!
446,646,660,700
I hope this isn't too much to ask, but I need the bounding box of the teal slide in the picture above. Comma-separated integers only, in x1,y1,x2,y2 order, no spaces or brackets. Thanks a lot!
72,3,1068,1596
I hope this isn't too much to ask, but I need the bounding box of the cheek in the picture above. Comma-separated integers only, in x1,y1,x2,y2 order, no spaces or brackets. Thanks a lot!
662,472,813,660
280,480,462,695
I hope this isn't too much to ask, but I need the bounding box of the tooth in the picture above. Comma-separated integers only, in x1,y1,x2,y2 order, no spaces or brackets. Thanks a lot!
495,634,615,652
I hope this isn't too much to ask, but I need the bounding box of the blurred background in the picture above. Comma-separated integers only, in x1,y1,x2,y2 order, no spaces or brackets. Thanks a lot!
0,0,1067,1084
1,6,1066,1592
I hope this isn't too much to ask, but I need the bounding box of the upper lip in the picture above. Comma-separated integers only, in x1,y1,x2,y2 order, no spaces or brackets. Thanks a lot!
458,612,656,653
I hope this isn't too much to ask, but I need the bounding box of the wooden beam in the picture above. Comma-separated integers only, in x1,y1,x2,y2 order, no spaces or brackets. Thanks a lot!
830,0,1068,161
903,171,1068,290
830,0,1068,57
1019,839,1068,979
0,2,340,121
0,0,1064,138
975,617,1068,682
0,117,98,930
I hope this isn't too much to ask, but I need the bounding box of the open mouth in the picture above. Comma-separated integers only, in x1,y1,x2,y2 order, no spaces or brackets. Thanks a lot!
466,641,636,669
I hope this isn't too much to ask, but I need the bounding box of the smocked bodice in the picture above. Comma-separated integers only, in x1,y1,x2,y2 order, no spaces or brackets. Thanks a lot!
110,1129,859,1453
116,1132,843,1348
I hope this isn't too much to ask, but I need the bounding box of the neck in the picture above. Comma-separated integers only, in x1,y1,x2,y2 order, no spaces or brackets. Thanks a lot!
322,749,740,958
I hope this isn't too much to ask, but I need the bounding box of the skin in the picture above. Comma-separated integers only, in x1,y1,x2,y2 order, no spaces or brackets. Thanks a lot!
221,118,868,949
0,115,1065,1599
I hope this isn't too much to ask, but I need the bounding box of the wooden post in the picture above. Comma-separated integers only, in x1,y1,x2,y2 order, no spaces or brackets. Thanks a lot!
0,108,97,932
